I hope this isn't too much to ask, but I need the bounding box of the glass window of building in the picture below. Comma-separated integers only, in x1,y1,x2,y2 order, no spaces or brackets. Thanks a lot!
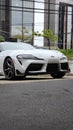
0,0,34,43
11,0,34,43
0,0,10,37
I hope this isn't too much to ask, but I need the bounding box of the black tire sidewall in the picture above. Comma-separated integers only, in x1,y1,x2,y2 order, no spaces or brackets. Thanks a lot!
3,57,15,80
51,72,65,78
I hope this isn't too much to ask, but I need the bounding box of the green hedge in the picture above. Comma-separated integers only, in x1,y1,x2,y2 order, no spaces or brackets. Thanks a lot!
60,49,73,60
0,36,5,42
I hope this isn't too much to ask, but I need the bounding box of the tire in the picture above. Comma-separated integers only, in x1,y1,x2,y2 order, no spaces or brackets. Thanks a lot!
50,72,65,78
3,57,15,80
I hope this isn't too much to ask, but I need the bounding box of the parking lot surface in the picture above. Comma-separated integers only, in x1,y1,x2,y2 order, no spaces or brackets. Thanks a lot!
0,77,73,130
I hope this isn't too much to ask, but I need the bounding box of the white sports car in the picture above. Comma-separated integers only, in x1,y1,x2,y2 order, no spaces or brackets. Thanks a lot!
0,42,70,80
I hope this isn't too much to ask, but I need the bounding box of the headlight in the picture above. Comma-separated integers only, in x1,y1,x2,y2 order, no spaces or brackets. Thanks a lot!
17,54,36,59
17,54,44,60
60,56,67,60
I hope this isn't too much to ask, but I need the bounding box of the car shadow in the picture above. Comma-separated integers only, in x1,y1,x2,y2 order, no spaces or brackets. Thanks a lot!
0,75,52,81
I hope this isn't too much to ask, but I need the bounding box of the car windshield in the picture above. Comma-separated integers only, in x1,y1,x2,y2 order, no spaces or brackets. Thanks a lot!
1,42,35,51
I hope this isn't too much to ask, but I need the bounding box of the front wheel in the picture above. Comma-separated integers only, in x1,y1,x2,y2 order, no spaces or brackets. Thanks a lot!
50,72,65,78
3,57,15,80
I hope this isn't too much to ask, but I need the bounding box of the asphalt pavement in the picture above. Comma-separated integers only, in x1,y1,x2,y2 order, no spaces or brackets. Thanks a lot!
0,78,73,130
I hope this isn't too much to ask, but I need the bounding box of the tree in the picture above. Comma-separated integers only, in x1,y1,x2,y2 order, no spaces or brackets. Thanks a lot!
33,29,58,49
13,26,32,43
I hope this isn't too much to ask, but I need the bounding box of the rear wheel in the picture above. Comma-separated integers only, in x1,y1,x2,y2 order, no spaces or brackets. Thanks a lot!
3,57,15,80
50,72,65,78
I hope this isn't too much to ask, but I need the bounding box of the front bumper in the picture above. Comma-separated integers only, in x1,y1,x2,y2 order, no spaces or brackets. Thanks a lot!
15,58,70,76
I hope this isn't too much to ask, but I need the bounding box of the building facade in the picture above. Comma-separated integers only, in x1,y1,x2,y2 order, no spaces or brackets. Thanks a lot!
0,0,73,49
0,0,10,38
45,0,73,49
0,0,44,46
0,0,34,43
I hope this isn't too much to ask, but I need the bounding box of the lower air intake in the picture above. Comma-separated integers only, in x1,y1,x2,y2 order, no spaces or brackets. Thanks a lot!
46,63,59,73
61,62,69,70
26,63,43,72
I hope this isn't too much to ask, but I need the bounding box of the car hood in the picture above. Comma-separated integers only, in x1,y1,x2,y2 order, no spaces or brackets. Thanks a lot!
3,49,66,60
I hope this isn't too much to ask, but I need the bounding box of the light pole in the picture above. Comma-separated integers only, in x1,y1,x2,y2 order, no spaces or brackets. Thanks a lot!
22,0,24,42
48,0,50,29
48,0,50,49
32,0,35,45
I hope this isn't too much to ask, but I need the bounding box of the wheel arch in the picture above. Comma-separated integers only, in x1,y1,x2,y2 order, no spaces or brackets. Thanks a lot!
4,56,12,61
3,56,13,67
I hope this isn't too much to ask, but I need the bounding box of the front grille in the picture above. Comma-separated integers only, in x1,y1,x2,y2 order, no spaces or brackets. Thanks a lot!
26,63,43,72
61,62,69,70
46,63,59,73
